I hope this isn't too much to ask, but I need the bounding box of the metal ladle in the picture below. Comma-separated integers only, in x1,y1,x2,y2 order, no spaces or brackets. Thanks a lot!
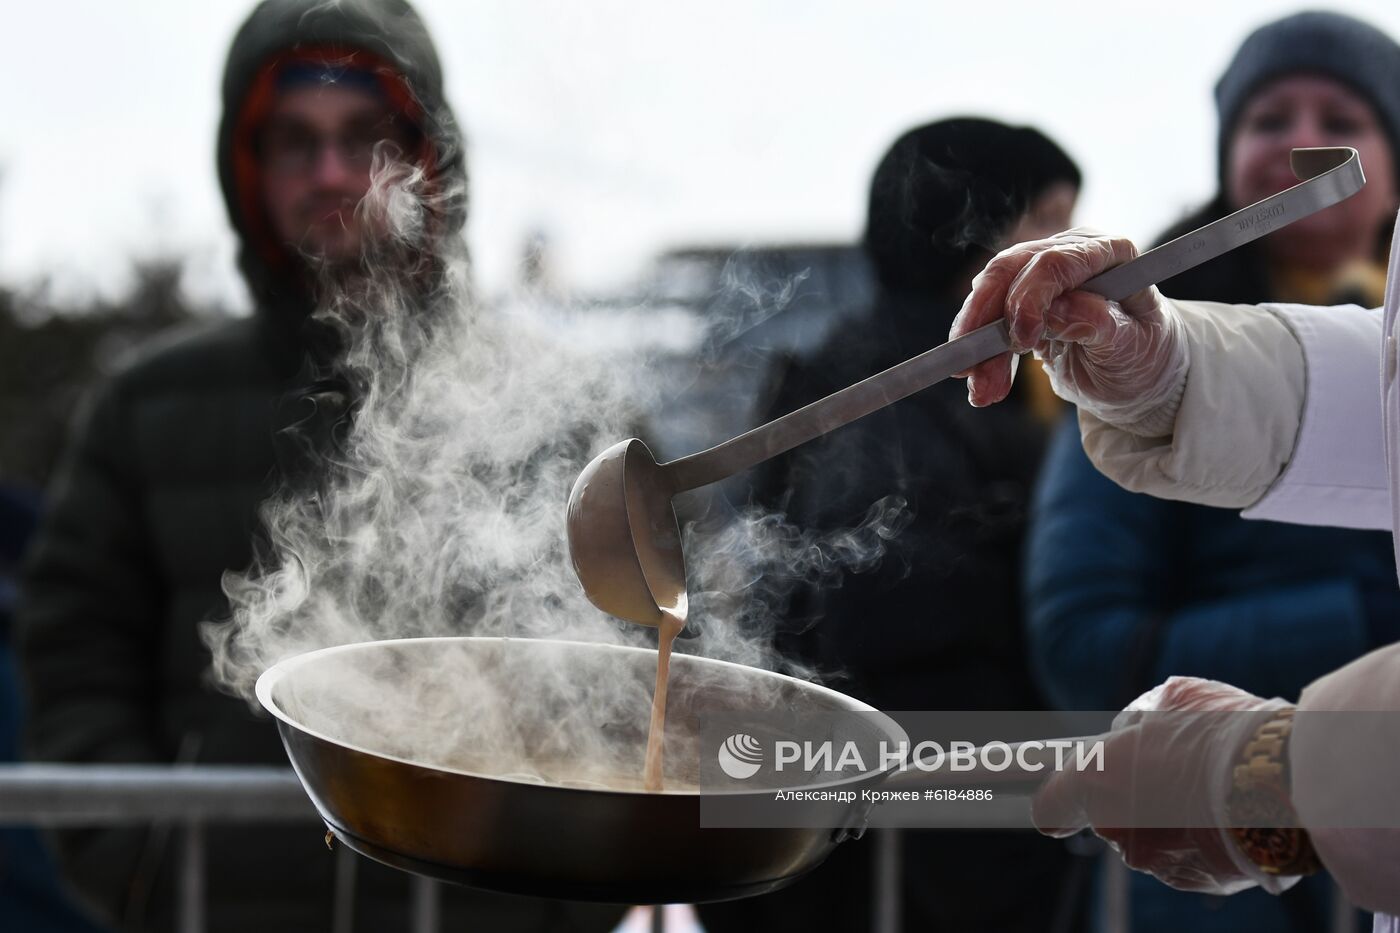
567,148,1364,627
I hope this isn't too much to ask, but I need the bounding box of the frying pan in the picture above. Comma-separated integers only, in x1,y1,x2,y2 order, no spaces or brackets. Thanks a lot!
256,636,1048,904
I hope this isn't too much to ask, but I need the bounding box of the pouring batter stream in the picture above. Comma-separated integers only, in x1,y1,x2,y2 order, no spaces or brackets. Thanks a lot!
642,606,685,791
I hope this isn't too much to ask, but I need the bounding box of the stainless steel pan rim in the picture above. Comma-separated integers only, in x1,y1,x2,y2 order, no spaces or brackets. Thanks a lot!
255,635,909,797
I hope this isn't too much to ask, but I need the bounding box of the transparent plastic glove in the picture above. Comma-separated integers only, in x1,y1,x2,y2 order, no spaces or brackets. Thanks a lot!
949,230,1189,430
1032,676,1298,896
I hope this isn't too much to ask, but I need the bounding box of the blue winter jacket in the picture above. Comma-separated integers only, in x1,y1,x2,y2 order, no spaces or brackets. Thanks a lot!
1027,417,1397,711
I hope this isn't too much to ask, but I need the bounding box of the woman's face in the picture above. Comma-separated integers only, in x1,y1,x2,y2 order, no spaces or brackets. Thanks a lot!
1226,74,1398,270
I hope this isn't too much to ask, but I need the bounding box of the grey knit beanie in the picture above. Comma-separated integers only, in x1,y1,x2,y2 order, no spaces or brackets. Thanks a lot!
1215,11,1400,185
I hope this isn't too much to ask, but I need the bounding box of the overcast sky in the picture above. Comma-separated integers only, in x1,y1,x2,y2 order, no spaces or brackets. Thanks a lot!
5,0,1400,308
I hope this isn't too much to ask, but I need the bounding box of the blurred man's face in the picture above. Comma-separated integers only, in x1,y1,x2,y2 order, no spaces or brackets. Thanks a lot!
260,83,413,263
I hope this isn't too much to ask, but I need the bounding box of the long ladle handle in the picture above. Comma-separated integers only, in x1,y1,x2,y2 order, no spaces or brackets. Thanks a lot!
662,147,1364,493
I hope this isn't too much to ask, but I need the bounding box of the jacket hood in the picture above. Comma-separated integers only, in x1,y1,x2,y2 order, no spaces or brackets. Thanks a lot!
216,0,467,319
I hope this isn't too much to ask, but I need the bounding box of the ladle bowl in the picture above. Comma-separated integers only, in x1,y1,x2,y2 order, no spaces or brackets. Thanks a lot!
566,438,684,627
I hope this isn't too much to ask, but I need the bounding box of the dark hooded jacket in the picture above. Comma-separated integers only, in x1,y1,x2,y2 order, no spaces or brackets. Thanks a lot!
15,2,621,931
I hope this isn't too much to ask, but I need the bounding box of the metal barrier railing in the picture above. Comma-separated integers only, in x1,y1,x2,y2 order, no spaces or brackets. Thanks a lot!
0,764,440,933
7,765,1357,933
0,766,1096,933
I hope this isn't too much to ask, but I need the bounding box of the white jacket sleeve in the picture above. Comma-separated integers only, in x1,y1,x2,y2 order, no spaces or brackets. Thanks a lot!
1243,303,1388,530
1079,299,1388,529
1078,300,1307,509
1291,643,1400,915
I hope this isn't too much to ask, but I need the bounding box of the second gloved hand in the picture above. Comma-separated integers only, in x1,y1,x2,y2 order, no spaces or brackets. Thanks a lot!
1032,676,1299,896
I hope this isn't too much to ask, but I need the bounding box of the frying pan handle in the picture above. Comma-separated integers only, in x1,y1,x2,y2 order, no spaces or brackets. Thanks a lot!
878,736,1102,796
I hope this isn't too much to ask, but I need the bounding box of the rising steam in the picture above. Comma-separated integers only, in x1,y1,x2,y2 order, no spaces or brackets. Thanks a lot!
209,149,646,698
206,147,908,778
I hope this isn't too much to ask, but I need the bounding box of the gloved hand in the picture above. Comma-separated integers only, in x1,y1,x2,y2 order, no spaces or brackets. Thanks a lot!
949,230,1189,429
1032,676,1300,896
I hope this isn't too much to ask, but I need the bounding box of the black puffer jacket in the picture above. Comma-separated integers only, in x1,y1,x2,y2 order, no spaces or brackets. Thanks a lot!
700,293,1078,933
16,2,620,931
750,292,1051,712
703,118,1085,932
